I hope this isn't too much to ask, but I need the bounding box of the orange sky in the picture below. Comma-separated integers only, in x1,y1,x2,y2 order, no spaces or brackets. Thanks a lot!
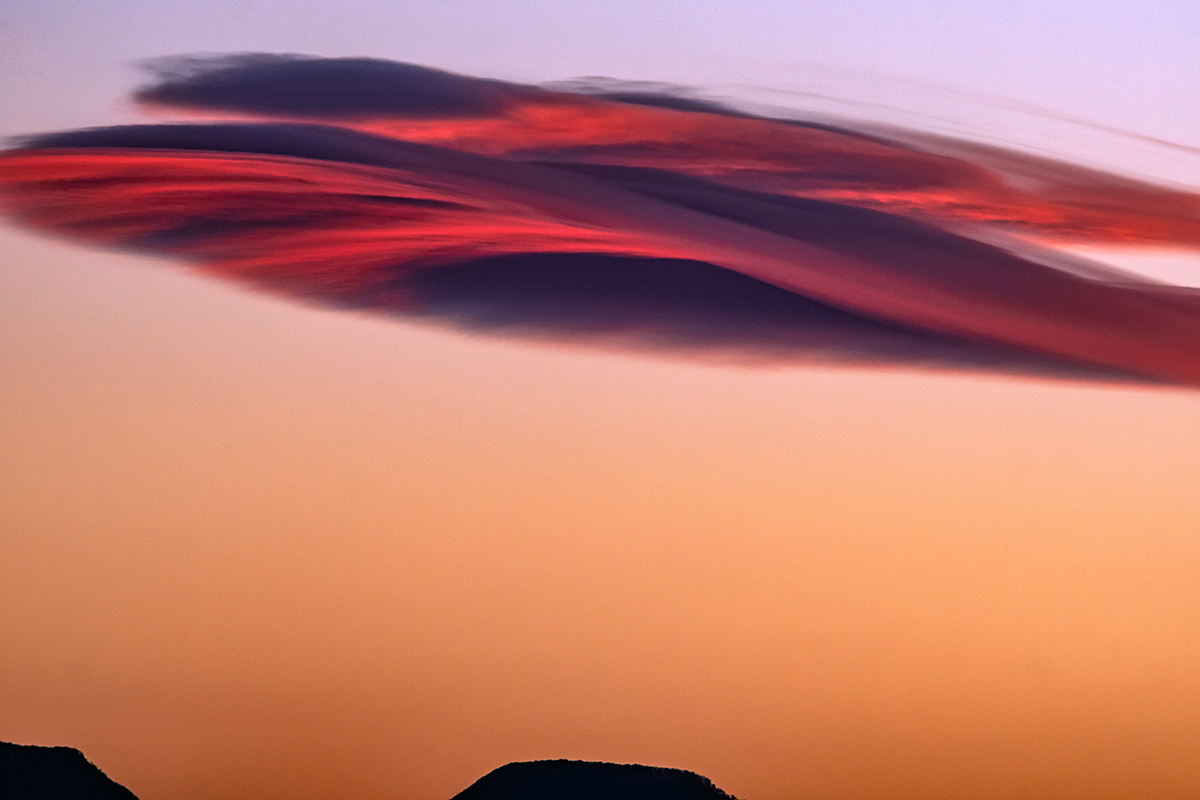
5,13,1200,797
4,227,1200,800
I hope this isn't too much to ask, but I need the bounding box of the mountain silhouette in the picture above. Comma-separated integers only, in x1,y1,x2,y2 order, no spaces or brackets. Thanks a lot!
2,743,737,800
450,760,739,800
0,742,138,800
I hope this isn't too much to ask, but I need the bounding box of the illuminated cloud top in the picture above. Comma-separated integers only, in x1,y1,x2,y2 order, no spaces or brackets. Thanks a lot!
4,54,1200,384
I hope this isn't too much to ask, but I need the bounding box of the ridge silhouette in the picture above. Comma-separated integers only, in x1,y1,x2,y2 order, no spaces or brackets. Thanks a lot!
0,742,138,800
450,759,740,800
2,743,741,800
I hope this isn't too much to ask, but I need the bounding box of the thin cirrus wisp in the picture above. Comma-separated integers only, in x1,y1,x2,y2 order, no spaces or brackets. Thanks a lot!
3,54,1200,384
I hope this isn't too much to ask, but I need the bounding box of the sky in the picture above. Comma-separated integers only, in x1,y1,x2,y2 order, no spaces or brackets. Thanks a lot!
3,3,1200,800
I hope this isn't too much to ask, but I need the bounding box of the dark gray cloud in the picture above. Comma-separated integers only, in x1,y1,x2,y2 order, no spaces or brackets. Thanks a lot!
20,122,449,169
136,54,538,118
386,252,1135,381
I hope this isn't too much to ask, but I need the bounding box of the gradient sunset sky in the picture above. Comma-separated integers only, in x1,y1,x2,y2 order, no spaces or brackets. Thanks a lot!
4,3,1200,800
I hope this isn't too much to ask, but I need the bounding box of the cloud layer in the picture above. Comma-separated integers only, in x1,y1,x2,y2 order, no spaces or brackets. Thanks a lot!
4,54,1200,384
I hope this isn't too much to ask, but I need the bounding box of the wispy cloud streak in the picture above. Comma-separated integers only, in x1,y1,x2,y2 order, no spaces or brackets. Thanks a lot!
4,54,1200,383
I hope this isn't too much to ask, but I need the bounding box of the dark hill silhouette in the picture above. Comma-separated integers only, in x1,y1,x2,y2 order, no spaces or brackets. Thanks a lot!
1,743,736,800
450,760,739,800
0,742,138,800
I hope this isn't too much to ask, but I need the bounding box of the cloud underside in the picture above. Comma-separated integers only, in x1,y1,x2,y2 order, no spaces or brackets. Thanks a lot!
4,55,1200,385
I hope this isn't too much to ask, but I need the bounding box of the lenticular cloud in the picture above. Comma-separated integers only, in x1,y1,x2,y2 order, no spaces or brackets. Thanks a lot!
5,54,1200,384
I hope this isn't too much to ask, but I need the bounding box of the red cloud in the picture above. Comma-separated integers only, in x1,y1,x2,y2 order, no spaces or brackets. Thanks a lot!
4,56,1200,384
